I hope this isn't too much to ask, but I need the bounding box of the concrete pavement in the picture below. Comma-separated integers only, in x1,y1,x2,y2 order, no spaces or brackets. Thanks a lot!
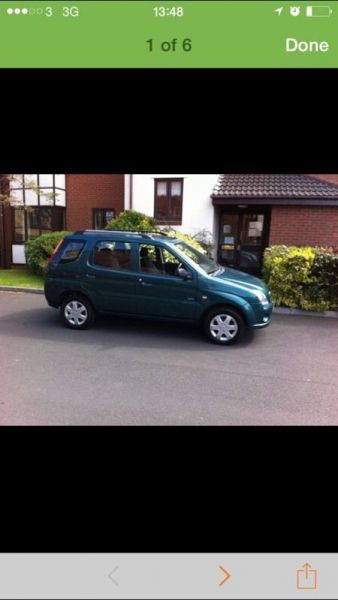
1,291,338,425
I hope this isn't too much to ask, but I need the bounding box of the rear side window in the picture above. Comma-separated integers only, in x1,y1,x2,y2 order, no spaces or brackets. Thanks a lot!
59,240,85,263
92,241,132,270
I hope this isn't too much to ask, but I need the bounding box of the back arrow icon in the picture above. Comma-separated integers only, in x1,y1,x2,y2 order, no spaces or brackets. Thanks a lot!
108,565,119,586
219,565,231,586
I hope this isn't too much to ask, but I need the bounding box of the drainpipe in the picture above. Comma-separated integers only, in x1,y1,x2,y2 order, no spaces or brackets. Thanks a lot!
0,174,9,269
129,174,133,210
0,199,12,269
0,201,4,269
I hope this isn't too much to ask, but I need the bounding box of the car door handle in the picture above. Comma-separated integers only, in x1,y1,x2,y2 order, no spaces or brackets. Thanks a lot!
85,274,96,279
138,278,152,286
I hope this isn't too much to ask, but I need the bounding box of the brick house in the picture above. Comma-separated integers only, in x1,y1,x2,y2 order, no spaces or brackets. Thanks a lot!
0,174,124,267
1,173,338,274
211,174,338,273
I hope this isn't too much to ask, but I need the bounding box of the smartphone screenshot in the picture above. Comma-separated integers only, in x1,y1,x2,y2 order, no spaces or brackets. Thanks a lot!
0,1,337,599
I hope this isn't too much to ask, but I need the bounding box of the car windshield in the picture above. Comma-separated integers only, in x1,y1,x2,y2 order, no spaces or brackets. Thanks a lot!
175,241,219,274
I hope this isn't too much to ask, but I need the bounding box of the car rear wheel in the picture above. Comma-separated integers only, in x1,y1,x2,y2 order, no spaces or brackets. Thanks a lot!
203,306,244,345
61,296,94,330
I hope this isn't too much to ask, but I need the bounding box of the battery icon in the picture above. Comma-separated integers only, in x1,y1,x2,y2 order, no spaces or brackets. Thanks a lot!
306,6,333,16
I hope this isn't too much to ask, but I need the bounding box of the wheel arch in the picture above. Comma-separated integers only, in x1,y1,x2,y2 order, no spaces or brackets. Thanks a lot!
59,290,95,311
200,302,248,327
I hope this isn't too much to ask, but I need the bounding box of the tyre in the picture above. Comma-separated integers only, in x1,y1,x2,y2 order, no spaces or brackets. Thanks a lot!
203,306,245,345
60,295,94,330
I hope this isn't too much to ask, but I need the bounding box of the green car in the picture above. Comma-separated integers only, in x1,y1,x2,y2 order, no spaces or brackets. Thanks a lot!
44,230,273,345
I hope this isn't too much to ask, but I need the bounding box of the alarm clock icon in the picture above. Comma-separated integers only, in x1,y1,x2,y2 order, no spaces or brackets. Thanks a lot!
290,6,301,16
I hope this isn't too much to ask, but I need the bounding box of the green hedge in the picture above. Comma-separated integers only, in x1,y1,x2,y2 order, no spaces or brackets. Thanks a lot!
25,231,71,276
312,252,338,307
263,245,338,311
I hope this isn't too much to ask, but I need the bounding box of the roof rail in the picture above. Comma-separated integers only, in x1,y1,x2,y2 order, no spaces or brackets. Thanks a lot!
108,230,170,236
74,229,170,237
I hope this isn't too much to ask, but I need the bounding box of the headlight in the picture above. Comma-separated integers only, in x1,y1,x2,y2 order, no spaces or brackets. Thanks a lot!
253,290,269,304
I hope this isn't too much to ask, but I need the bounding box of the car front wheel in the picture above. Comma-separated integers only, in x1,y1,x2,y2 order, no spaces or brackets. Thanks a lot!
61,296,94,330
203,306,244,345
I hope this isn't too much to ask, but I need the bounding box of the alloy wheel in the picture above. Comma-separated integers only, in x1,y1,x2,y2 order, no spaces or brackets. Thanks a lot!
209,313,238,342
64,300,88,327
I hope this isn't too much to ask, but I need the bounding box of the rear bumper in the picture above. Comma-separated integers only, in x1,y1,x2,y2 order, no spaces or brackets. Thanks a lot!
46,299,59,308
44,280,60,308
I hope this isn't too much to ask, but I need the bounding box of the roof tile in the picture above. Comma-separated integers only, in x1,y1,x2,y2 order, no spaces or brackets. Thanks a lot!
211,174,338,198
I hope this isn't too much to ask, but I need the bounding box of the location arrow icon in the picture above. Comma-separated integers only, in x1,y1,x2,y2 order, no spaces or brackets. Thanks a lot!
219,565,231,586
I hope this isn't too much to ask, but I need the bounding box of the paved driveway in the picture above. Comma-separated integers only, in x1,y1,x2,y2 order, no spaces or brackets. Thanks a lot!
0,291,338,425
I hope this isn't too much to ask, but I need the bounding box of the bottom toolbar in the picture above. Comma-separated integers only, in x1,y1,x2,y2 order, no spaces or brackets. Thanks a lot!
0,553,337,599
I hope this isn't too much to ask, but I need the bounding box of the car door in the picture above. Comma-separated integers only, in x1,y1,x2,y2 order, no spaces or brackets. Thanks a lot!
85,240,139,314
135,243,198,320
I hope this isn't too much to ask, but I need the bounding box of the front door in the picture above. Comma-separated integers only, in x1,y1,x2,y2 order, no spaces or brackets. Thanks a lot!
218,208,270,274
135,243,198,320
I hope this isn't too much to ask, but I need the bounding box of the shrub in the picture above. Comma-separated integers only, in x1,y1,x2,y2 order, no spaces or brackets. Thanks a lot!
262,245,290,282
160,227,206,254
105,212,207,254
190,228,214,258
263,245,338,311
312,251,338,308
25,231,71,276
105,210,157,232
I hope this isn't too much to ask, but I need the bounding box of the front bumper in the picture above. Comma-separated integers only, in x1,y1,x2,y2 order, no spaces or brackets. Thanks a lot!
251,316,272,328
250,301,273,328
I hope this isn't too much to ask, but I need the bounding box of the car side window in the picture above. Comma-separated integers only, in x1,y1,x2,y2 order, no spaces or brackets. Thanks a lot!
59,241,85,263
139,244,162,273
161,247,184,277
92,241,132,270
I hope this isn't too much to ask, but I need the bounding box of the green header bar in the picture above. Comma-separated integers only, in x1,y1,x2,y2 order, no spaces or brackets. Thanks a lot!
0,1,337,67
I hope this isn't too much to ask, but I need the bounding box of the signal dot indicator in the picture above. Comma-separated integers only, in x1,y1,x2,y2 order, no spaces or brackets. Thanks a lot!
7,8,13,14
14,8,21,14
22,8,28,14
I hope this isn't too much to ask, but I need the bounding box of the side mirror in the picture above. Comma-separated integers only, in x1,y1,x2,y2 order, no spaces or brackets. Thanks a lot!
177,267,192,280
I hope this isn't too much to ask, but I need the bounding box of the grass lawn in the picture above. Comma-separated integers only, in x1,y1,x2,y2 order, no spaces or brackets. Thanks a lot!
0,268,44,288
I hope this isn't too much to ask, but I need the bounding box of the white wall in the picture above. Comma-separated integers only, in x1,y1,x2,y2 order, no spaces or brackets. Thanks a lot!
127,175,219,237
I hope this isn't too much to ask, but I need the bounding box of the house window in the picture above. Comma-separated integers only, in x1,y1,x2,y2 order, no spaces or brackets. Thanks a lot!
10,174,66,243
10,174,66,207
13,207,65,243
93,209,115,230
14,209,25,243
154,179,183,225
27,207,40,239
